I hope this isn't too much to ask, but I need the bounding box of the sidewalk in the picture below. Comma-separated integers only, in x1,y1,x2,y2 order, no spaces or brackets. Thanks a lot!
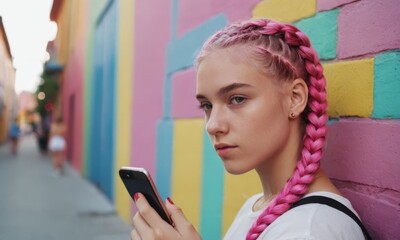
0,134,132,240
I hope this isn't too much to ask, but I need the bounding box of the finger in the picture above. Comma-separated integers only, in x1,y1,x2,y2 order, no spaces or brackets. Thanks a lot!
135,192,171,229
165,197,198,235
130,229,141,240
132,212,152,239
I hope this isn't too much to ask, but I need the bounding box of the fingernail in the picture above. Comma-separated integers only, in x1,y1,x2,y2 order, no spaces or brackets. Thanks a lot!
134,192,140,202
167,197,174,205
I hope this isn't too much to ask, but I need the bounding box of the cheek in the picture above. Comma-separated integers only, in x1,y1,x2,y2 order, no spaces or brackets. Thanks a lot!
247,109,290,147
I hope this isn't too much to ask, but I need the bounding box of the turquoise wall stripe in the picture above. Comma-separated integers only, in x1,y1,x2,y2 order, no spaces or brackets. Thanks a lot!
373,50,400,119
89,0,117,200
89,22,104,186
166,14,227,75
84,0,109,177
163,14,227,118
294,9,339,60
110,0,118,200
162,74,173,119
156,118,174,200
171,0,178,40
200,129,225,239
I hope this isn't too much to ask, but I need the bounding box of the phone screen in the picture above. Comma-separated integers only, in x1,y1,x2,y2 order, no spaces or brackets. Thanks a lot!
119,167,173,225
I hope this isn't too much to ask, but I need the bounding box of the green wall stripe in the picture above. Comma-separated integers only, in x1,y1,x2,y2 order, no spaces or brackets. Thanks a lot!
295,9,339,60
200,129,225,239
373,50,400,119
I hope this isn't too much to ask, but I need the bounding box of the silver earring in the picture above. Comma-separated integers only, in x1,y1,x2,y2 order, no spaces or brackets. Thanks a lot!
290,112,295,119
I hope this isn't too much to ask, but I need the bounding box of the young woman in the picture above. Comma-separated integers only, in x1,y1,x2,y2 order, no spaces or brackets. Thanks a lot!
131,18,369,240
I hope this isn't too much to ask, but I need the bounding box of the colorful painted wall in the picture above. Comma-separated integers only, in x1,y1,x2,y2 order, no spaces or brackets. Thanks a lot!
154,0,400,239
51,0,399,239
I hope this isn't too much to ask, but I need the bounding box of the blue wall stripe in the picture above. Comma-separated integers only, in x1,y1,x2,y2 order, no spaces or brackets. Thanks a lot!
107,2,118,200
156,118,174,200
162,74,173,119
200,129,224,239
372,50,400,119
89,1,117,201
90,18,106,186
163,14,227,118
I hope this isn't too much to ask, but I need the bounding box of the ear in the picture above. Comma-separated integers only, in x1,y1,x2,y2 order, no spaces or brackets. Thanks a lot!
289,78,308,118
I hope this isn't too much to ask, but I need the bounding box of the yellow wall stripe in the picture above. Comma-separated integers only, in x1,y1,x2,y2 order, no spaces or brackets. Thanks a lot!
324,58,374,117
253,0,316,23
114,0,135,223
222,170,261,234
172,119,204,229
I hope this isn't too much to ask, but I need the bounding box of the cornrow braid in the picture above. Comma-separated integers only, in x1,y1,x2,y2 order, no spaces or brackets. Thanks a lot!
197,18,328,239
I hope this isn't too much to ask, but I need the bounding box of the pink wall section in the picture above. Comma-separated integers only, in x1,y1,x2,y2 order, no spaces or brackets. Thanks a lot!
341,188,399,239
62,2,87,171
63,48,84,171
337,0,400,59
317,0,357,11
131,0,172,175
324,119,400,191
323,119,400,239
171,69,203,118
177,0,259,36
59,1,89,171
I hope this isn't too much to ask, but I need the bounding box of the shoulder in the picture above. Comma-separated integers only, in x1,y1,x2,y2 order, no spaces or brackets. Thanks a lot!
259,192,365,240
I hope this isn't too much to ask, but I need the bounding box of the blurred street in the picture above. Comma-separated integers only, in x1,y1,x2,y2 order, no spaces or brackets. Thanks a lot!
0,134,132,240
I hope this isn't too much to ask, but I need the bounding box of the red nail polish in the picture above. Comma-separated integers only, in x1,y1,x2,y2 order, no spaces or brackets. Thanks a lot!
134,192,140,201
167,197,174,205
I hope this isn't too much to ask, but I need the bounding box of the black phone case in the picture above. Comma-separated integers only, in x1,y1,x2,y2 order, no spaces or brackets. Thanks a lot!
119,168,173,225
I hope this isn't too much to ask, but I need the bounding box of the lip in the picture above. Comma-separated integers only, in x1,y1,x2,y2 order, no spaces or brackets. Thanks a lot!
214,143,237,157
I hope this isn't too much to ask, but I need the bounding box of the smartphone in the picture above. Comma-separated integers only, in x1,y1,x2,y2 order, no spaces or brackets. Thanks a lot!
119,166,173,225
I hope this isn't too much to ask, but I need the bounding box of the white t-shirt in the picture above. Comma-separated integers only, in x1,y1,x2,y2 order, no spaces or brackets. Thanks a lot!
223,191,365,240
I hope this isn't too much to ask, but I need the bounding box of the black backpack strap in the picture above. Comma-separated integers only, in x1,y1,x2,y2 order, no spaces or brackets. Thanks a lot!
291,196,371,240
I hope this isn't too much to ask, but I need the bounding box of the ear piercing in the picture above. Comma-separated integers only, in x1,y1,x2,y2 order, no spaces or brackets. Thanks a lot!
290,112,296,119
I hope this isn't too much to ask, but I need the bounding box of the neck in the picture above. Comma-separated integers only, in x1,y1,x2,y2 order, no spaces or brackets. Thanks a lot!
255,119,304,197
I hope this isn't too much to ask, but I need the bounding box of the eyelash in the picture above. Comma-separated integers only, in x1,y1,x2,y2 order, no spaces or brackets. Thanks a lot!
199,102,212,111
198,95,247,112
229,96,246,105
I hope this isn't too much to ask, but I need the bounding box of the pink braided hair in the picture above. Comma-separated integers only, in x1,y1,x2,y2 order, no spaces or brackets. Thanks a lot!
197,19,328,239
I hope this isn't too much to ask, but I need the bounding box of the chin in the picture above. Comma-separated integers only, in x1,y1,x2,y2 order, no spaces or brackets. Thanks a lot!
223,162,251,175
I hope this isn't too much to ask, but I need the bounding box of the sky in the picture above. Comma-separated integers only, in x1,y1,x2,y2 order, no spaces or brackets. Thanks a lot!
0,0,57,94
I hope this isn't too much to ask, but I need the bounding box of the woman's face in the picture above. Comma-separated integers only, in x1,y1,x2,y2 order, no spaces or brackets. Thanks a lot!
196,48,292,174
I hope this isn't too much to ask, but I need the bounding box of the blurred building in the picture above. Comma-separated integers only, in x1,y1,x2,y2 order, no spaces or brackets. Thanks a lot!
17,91,37,133
0,16,17,143
18,91,37,114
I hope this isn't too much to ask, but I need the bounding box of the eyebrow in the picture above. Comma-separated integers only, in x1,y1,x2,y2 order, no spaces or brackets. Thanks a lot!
196,83,253,100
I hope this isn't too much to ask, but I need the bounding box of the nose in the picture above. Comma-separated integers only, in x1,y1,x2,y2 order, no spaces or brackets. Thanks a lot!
205,107,228,136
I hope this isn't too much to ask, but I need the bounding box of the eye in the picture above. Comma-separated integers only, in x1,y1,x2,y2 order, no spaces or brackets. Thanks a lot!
199,102,212,111
230,96,246,105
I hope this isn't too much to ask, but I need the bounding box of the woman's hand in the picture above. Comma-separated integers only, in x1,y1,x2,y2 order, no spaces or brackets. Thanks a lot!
131,193,202,240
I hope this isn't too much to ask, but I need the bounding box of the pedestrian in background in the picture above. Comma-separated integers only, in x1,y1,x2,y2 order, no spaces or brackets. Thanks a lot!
48,116,66,176
130,18,370,240
8,117,20,155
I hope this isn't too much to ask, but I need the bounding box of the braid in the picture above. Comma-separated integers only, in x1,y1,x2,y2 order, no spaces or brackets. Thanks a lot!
248,21,328,239
197,19,328,239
